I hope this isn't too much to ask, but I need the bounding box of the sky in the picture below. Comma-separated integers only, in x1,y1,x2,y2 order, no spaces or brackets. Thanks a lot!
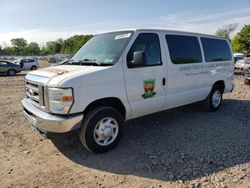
0,0,250,47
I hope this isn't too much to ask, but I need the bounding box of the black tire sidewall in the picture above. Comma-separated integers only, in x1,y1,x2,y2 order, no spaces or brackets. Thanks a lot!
80,107,123,153
31,66,37,70
7,69,16,76
207,86,222,111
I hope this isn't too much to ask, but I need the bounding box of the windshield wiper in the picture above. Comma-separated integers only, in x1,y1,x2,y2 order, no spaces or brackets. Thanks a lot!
67,59,113,66
80,58,101,65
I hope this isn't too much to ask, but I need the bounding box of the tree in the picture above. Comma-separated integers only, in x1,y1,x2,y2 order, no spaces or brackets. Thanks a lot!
1,34,94,56
40,47,49,55
231,24,250,53
215,23,238,40
61,35,93,54
237,25,250,53
11,38,27,48
45,39,63,54
26,42,40,55
2,47,15,55
231,34,243,52
10,38,28,55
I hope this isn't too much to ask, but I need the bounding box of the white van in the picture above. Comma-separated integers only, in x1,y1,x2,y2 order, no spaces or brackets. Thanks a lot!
22,29,234,153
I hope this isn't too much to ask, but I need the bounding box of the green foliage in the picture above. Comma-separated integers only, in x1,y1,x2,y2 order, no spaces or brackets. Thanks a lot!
231,24,250,53
11,38,28,48
61,35,93,54
231,34,243,52
0,34,93,56
237,25,250,53
215,23,238,40
40,47,49,55
10,38,28,55
2,47,15,55
26,42,40,55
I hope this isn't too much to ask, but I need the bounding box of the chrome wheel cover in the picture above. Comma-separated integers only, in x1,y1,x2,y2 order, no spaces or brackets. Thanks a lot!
93,117,119,146
212,90,221,108
9,70,15,76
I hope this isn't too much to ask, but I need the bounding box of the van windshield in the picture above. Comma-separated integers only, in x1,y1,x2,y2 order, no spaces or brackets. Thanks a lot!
71,31,133,66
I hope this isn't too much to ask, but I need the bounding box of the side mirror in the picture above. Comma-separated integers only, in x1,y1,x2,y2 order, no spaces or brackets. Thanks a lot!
128,51,147,67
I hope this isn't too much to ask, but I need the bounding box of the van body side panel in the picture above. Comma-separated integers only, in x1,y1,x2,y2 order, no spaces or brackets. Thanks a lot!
59,62,131,118
164,33,209,109
200,37,234,94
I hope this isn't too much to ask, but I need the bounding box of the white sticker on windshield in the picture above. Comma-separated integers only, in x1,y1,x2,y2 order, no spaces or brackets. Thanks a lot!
115,33,131,40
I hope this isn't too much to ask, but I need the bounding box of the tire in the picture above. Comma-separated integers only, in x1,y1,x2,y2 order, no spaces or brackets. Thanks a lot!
79,106,124,153
204,85,223,112
7,69,16,76
245,78,250,85
31,66,37,70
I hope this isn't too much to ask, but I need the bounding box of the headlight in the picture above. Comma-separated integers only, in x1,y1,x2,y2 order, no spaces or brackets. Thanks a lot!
48,88,74,114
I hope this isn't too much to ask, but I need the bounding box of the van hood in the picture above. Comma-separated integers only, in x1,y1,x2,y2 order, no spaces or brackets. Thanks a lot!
27,65,108,86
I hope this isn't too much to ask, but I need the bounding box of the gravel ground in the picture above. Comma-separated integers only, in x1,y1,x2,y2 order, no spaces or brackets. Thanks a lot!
0,68,249,187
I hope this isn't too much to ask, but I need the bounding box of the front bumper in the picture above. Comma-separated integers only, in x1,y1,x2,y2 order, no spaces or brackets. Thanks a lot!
22,98,83,133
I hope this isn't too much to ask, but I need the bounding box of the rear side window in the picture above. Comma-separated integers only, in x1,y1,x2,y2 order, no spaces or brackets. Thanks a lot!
165,35,202,64
0,61,7,66
127,33,161,67
28,59,35,62
201,37,232,62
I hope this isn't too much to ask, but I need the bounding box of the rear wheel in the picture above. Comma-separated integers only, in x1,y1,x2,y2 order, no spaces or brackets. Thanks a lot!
204,85,223,112
245,78,250,85
7,69,16,76
31,66,37,70
79,106,123,153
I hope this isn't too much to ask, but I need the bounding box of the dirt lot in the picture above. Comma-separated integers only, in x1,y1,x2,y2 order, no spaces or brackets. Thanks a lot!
0,66,249,187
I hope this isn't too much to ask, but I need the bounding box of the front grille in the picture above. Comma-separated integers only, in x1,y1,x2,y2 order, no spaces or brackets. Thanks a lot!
25,80,45,108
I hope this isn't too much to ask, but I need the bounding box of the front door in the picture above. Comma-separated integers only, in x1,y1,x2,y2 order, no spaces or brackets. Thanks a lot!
0,61,8,73
21,59,29,70
123,32,166,118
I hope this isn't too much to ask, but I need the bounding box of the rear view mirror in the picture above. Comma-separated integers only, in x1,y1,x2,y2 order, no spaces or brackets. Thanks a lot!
128,51,147,67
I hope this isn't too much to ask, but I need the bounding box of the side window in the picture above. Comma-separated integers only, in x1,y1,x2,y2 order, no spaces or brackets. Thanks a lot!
127,33,161,68
165,35,202,64
201,37,232,62
28,59,35,63
0,61,7,66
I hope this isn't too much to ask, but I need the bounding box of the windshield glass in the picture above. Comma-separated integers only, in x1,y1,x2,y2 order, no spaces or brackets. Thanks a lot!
13,59,21,64
71,31,133,65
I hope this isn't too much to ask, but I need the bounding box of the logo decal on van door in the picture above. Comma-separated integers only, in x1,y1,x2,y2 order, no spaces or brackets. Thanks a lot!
142,79,156,99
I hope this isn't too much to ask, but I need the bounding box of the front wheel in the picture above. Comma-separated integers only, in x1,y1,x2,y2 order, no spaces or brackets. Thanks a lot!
7,69,16,76
79,106,123,153
204,85,223,112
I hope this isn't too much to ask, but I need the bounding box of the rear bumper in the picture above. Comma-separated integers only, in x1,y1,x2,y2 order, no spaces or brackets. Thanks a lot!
22,98,83,133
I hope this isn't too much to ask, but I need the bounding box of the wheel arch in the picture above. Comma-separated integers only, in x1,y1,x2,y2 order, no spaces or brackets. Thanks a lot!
30,65,37,70
213,80,225,93
83,97,126,120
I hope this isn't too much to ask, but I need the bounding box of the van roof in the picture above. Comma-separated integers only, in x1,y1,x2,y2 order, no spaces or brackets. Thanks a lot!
98,28,228,40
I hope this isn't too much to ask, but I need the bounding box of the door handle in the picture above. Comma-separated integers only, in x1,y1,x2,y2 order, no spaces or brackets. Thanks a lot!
162,78,166,86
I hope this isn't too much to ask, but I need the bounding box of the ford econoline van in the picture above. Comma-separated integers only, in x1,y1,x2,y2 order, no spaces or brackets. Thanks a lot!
22,29,234,153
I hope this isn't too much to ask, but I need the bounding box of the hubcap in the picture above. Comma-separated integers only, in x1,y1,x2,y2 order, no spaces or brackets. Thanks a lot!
212,90,221,108
9,70,15,76
93,117,119,146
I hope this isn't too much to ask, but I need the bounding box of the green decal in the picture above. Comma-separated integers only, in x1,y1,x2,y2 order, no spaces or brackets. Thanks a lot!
142,79,156,99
